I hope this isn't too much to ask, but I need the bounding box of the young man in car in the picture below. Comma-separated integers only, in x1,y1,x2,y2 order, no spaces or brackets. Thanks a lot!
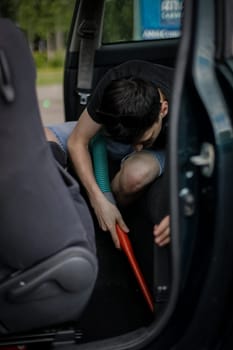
45,60,172,249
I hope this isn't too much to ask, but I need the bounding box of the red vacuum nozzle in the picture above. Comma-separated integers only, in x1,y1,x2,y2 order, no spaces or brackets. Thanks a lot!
116,224,154,312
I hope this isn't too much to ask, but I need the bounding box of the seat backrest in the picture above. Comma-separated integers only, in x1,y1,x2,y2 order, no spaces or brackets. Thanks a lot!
0,18,97,333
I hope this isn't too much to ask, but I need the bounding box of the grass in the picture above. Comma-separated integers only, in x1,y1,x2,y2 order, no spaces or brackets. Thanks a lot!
36,67,63,86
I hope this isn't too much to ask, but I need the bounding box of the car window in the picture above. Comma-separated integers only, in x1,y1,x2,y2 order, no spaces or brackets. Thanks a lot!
0,0,75,126
102,0,183,44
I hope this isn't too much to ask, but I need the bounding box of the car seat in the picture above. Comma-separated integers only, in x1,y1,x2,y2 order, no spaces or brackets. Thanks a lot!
0,18,97,335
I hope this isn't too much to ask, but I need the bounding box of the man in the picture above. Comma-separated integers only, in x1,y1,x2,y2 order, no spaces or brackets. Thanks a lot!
45,60,173,248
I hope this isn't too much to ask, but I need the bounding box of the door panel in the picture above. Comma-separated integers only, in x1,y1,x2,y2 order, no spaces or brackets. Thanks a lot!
168,0,233,348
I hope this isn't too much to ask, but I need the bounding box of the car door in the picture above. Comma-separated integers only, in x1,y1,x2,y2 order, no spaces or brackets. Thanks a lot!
164,0,233,348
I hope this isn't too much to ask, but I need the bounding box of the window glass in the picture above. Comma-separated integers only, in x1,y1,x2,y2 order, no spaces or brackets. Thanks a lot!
102,0,183,44
0,0,75,125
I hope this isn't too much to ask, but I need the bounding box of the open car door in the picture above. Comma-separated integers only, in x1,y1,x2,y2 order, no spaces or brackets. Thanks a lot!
165,0,233,348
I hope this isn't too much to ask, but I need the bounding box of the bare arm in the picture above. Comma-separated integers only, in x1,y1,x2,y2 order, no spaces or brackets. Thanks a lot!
67,109,129,248
68,109,102,202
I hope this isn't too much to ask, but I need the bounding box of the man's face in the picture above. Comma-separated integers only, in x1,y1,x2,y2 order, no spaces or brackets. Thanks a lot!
133,117,163,152
133,97,168,151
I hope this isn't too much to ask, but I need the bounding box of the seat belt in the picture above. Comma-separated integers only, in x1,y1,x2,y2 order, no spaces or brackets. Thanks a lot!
76,19,97,116
0,50,15,103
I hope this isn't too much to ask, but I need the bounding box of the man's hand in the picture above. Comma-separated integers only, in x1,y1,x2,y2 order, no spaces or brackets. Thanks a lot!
153,215,170,247
91,195,129,249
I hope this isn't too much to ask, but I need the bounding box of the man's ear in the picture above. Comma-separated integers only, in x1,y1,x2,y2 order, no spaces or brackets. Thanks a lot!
160,101,168,118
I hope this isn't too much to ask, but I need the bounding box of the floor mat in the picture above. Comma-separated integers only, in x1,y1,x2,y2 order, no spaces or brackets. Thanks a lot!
76,210,154,341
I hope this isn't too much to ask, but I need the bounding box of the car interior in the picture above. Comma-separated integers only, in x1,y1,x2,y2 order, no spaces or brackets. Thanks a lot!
1,0,233,349
1,1,182,344
0,0,181,348
63,0,179,341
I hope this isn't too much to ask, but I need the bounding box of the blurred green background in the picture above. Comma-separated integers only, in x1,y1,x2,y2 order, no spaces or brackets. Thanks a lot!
1,0,75,85
0,0,134,86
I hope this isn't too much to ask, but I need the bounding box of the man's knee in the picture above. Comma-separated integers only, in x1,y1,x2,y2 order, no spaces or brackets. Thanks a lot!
116,157,159,194
119,167,145,194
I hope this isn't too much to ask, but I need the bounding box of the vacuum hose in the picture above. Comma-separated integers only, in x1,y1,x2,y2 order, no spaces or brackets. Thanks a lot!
90,133,116,204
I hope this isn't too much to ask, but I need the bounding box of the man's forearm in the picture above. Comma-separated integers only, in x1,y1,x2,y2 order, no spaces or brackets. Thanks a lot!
68,142,104,203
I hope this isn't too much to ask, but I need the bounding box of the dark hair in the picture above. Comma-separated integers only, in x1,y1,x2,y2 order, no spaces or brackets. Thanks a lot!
96,77,161,143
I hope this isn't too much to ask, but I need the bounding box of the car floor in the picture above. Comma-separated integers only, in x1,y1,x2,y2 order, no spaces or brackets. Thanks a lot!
74,202,155,342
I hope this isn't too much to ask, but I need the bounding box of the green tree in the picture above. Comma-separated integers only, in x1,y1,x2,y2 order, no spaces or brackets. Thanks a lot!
17,0,75,49
103,0,133,43
0,0,19,21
